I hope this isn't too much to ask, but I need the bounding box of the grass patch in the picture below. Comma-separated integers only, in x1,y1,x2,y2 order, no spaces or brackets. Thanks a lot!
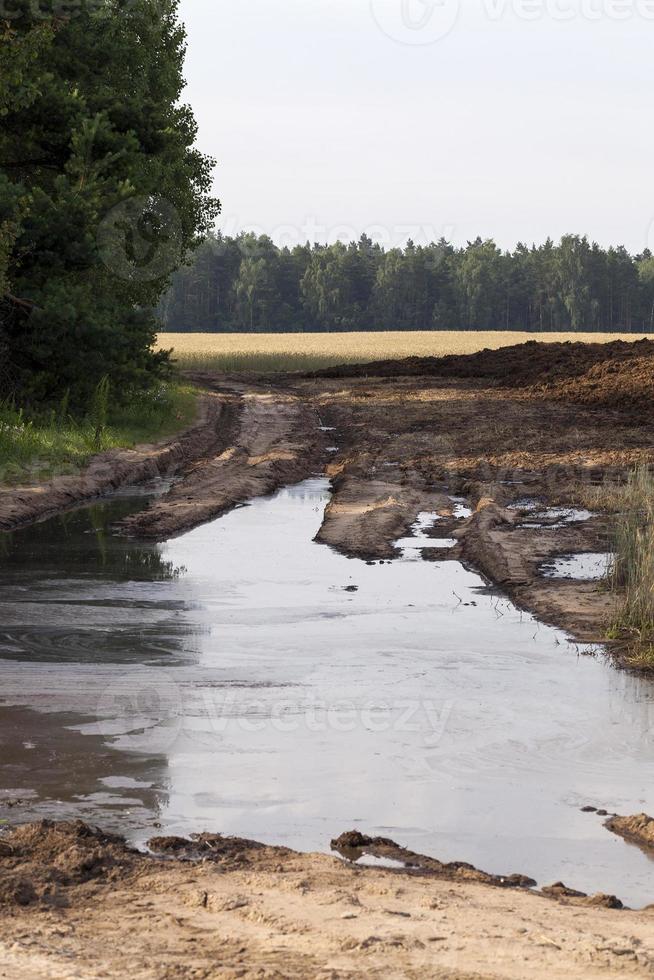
605,465,654,665
0,382,198,486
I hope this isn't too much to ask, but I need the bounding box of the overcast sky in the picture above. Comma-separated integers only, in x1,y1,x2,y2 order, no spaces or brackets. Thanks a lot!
179,0,653,252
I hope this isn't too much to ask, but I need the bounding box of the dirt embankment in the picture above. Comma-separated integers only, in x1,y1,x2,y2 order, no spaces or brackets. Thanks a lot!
2,820,654,980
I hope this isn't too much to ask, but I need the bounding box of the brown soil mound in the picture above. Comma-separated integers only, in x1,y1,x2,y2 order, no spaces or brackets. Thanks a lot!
606,813,654,851
0,820,139,908
314,338,654,418
315,337,654,385
529,354,654,416
148,832,287,867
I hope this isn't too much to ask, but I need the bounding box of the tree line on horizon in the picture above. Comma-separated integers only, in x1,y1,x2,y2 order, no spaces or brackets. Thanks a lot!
161,232,654,334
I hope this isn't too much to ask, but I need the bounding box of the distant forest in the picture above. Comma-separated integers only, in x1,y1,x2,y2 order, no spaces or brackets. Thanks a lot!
160,233,654,334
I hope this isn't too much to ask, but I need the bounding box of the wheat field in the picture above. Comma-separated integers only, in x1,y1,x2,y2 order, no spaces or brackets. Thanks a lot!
157,331,654,375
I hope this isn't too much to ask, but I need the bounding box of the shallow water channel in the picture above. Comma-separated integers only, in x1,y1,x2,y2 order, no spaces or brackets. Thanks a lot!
1,478,654,906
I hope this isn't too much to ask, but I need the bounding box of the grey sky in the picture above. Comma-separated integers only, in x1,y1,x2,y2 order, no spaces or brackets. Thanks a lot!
179,0,653,252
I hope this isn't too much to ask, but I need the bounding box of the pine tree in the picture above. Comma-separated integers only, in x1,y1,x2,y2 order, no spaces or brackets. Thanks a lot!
0,0,219,407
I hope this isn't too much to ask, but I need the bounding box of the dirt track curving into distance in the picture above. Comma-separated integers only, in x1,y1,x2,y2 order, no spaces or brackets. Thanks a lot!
5,341,654,656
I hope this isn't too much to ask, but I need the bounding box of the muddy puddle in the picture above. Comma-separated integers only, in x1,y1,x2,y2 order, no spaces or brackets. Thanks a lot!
1,480,654,906
541,553,613,581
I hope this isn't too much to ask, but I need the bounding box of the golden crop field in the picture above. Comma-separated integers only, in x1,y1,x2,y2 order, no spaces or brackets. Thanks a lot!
157,331,654,375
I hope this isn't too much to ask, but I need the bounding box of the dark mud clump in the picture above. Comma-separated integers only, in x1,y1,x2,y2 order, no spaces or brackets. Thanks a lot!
0,820,139,908
541,882,623,908
330,830,536,890
312,338,654,384
148,832,291,868
542,881,588,899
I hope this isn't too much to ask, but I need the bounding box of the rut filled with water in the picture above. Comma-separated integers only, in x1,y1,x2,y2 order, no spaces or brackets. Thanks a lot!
1,479,653,906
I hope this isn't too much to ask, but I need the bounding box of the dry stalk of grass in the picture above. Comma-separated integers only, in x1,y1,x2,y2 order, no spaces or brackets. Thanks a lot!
606,465,654,666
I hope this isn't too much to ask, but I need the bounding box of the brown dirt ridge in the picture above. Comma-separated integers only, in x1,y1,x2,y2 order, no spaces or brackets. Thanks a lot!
314,337,654,417
118,378,325,540
606,813,654,853
0,393,233,534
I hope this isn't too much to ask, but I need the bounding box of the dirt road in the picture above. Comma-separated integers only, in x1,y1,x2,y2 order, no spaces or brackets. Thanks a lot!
3,340,654,976
114,341,654,654
3,340,654,653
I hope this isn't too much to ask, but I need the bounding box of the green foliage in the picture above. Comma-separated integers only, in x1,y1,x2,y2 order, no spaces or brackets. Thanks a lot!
161,233,654,334
0,0,219,409
0,382,197,484
90,375,110,449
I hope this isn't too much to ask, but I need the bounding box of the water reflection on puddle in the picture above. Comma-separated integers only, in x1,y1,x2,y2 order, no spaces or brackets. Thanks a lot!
1,480,654,906
395,512,458,558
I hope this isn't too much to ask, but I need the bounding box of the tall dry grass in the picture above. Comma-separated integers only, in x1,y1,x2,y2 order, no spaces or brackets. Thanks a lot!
158,330,654,375
607,466,654,665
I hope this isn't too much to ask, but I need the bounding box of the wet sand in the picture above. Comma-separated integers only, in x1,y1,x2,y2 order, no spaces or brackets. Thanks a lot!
2,820,654,980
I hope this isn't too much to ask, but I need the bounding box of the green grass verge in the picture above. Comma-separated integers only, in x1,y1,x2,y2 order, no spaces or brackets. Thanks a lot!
0,383,198,486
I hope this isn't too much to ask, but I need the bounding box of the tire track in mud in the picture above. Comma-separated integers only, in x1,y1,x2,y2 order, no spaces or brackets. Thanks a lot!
117,385,325,540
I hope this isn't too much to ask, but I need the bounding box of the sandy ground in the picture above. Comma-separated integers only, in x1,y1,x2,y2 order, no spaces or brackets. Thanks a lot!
2,821,654,980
